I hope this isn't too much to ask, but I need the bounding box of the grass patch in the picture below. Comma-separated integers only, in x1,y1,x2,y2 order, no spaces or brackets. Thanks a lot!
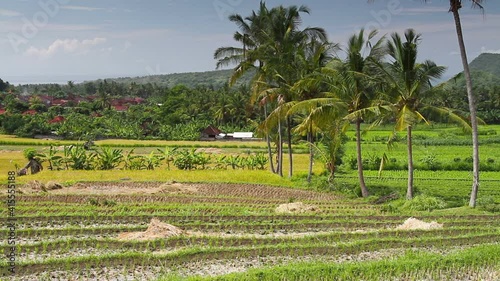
0,169,295,187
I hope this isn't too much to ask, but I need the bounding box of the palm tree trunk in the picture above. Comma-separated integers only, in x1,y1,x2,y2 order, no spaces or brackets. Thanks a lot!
307,127,313,183
287,116,293,178
277,119,283,177
407,125,414,200
451,5,480,208
356,118,369,197
264,105,276,173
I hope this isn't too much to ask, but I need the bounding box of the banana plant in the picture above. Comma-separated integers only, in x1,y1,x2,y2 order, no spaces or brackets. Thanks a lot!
224,155,242,170
37,146,63,171
94,147,123,170
156,147,178,170
123,149,145,170
214,155,227,170
63,145,95,170
252,153,268,170
143,151,161,170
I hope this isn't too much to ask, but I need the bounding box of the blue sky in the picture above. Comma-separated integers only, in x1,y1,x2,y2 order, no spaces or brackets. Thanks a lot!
1,0,499,84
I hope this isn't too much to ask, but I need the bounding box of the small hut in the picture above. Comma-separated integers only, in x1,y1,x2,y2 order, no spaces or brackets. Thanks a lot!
200,125,222,140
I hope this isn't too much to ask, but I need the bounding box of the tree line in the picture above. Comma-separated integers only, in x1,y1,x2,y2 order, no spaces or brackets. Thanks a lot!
0,83,258,140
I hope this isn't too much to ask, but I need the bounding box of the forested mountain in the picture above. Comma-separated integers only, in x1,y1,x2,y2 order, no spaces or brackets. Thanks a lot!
102,69,254,89
469,53,500,76
432,53,500,124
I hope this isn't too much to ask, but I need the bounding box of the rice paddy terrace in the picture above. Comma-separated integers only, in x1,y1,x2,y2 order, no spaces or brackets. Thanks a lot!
1,182,499,280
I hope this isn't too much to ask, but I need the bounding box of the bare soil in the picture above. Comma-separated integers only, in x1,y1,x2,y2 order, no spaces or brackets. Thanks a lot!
18,182,338,202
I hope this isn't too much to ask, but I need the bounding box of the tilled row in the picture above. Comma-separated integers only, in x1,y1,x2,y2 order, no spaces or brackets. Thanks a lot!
1,214,498,225
2,227,496,257
3,220,499,239
4,234,498,277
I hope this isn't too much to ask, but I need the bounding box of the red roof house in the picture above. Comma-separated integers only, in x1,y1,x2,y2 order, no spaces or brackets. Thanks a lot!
113,105,128,112
22,110,37,115
49,116,65,124
201,125,222,139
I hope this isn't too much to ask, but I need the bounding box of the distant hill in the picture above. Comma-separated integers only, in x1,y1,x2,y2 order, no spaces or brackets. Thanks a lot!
100,53,500,89
440,53,500,124
102,69,254,89
469,53,500,77
446,53,500,85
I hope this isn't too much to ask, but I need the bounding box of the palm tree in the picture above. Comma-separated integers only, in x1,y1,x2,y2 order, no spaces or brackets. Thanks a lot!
287,97,347,182
96,90,112,111
370,0,484,207
215,2,328,178
214,1,270,80
372,29,471,199
447,0,483,207
259,6,328,178
332,29,386,197
286,41,338,182
215,2,277,174
67,81,75,95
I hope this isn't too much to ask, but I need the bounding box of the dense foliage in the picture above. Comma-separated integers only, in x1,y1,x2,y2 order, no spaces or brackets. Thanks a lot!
0,82,257,140
433,70,500,124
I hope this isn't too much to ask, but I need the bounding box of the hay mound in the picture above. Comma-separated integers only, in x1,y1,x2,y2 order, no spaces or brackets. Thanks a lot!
118,218,184,241
26,180,46,192
159,182,198,194
46,181,63,190
275,202,321,214
396,217,443,230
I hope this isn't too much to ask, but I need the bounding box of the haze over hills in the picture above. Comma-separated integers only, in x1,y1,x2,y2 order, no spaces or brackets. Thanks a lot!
102,53,500,89
101,69,254,89
5,53,499,88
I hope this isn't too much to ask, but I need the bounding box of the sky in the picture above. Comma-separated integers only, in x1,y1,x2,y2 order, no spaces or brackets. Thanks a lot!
1,0,499,85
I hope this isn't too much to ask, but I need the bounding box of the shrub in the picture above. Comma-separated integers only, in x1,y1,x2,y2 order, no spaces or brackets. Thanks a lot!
419,154,441,171
401,194,447,212
477,196,500,213
362,153,381,170
346,155,357,170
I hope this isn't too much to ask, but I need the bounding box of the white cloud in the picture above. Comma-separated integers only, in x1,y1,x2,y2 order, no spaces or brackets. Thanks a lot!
25,38,107,58
480,46,500,54
61,6,105,12
0,9,22,17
